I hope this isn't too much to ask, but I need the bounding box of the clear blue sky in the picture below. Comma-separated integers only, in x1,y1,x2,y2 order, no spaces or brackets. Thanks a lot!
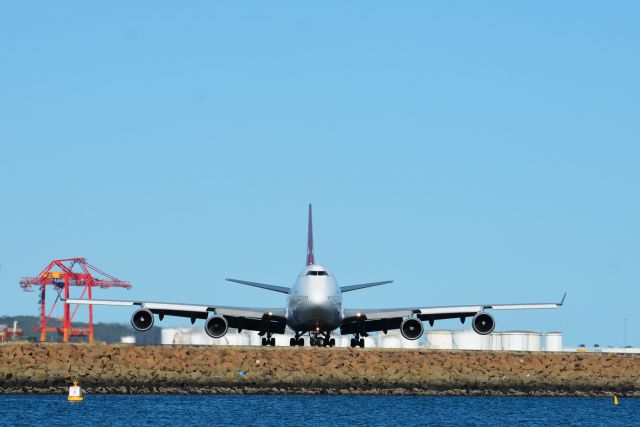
1,2,638,346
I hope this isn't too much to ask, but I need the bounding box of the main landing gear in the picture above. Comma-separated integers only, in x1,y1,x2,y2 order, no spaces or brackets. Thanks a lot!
350,333,365,348
289,331,305,347
261,332,276,346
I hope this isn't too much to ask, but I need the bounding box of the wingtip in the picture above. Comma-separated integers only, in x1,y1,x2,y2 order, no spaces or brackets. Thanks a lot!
560,292,567,305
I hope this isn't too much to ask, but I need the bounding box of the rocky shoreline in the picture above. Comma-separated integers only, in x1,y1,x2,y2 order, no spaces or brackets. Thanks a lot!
1,344,639,396
2,386,638,397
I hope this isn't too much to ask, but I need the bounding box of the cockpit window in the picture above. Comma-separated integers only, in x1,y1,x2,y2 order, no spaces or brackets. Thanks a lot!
306,271,328,276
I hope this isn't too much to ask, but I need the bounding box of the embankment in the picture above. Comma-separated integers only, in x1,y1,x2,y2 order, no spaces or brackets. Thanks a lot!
1,343,638,396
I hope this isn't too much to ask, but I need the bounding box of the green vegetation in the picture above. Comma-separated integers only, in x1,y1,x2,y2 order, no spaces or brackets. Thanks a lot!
0,315,160,344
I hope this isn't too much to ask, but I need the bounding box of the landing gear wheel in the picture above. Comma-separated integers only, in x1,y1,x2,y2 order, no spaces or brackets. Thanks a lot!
261,337,267,346
297,338,304,346
270,337,276,346
359,338,365,348
310,338,316,346
350,338,356,348
329,338,336,347
290,337,297,346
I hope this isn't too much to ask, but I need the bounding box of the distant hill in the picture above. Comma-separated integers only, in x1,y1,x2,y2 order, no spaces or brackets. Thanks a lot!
0,315,160,344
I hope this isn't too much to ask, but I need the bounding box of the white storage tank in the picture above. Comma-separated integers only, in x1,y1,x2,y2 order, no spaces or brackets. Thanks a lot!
214,332,250,346
528,332,542,352
191,331,216,345
377,330,421,349
378,332,402,348
248,331,262,346
162,327,253,346
334,335,351,348
425,330,453,350
363,336,376,348
452,329,491,350
545,332,563,352
490,332,502,351
273,334,293,346
402,336,421,349
120,335,136,344
161,327,194,345
501,331,529,351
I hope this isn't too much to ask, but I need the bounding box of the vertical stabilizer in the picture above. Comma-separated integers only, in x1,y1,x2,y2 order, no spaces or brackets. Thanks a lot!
306,204,315,265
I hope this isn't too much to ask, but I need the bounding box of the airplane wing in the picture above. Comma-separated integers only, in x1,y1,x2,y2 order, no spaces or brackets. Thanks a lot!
340,280,393,293
341,293,566,335
225,278,290,294
65,298,287,333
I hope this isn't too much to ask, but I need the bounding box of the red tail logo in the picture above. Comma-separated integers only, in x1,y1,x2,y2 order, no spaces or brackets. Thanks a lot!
306,204,315,265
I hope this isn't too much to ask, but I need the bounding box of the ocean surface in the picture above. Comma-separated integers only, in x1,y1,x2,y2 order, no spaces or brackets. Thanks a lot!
0,395,637,426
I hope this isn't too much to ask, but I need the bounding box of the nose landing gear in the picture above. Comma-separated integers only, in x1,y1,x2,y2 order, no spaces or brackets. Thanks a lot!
309,331,335,347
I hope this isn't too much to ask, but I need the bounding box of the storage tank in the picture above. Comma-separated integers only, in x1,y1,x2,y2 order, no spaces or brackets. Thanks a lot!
527,332,542,351
378,332,402,348
161,327,193,345
120,336,136,344
425,330,453,349
545,332,563,352
501,331,529,351
363,336,376,348
161,327,176,345
334,335,351,348
490,332,502,351
452,329,491,350
191,331,216,345
273,334,293,346
402,336,421,349
215,332,250,346
248,331,262,346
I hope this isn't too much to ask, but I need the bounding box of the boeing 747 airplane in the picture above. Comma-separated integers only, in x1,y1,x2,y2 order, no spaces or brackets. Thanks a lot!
66,205,565,347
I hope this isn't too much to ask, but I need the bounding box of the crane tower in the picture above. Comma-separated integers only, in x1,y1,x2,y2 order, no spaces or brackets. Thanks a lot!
19,258,131,343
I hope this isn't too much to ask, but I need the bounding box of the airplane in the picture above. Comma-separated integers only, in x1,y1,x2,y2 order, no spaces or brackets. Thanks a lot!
66,204,565,348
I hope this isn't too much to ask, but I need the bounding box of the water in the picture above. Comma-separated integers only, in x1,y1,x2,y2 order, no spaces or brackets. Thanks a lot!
1,395,638,426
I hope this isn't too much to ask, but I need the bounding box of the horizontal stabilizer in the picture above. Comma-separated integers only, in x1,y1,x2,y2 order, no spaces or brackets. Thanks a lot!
340,280,393,293
225,278,291,294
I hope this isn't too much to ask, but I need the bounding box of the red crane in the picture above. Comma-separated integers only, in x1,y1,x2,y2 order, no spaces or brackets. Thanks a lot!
19,258,131,343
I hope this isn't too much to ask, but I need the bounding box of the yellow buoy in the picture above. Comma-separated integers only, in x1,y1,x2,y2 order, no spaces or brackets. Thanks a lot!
67,379,84,402
614,395,619,406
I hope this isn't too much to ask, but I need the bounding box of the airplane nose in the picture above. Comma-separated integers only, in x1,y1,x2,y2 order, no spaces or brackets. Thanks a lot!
298,299,335,319
308,293,326,305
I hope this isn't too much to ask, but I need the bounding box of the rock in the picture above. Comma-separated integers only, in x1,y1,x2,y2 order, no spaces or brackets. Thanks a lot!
1,343,639,395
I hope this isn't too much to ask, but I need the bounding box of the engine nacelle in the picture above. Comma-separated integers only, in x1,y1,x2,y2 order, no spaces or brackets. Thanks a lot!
205,315,228,338
472,312,495,335
400,317,424,340
131,308,154,331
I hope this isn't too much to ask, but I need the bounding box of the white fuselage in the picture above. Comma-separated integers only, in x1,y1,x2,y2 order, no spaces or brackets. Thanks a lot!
286,264,343,332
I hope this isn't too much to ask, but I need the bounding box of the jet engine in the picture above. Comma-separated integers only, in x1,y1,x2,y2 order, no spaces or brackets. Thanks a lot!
131,308,154,331
400,318,424,340
205,315,228,338
472,312,495,335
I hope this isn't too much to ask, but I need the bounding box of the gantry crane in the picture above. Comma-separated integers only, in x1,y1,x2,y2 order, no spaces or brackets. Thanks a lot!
19,258,131,343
